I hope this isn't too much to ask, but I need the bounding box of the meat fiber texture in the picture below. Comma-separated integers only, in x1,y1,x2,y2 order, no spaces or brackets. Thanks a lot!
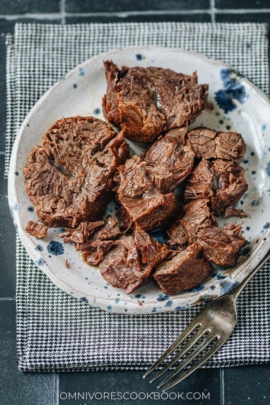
154,242,212,295
99,227,170,294
184,159,248,216
187,127,245,163
58,216,121,266
24,116,130,229
102,60,208,143
114,155,178,231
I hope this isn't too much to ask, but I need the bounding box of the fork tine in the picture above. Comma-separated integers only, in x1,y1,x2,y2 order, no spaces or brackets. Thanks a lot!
143,321,202,379
161,335,226,392
157,332,216,389
150,327,211,384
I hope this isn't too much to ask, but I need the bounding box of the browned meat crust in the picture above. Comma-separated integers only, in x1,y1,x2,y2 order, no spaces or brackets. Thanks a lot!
185,159,248,216
142,127,195,193
188,127,245,163
102,61,208,142
223,205,248,219
167,199,217,248
115,155,178,231
99,227,170,294
24,117,130,228
25,221,48,239
153,242,212,295
58,217,121,265
197,223,247,267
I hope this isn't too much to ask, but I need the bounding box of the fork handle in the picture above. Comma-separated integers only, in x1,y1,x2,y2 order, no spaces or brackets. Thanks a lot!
229,250,270,301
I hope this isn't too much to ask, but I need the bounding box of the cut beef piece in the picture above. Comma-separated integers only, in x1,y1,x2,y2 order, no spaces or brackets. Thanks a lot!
153,242,212,295
211,159,248,216
167,199,217,248
115,155,178,231
197,223,247,268
184,160,215,201
142,127,195,193
223,206,248,219
24,117,130,228
187,127,245,163
99,228,170,294
58,216,121,266
25,221,48,239
103,61,208,142
185,159,248,217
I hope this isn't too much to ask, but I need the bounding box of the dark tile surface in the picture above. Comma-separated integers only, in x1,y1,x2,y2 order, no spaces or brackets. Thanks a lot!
215,0,270,9
66,0,209,13
216,12,270,22
0,0,60,14
0,300,56,405
59,368,220,405
0,155,16,297
66,13,211,24
224,366,270,404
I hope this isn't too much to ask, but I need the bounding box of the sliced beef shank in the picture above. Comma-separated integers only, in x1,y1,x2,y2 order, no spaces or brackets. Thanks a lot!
58,216,121,265
153,242,212,295
197,223,247,267
115,155,178,231
24,117,130,229
188,127,245,163
143,127,195,193
185,159,248,217
167,199,217,248
103,61,208,142
99,228,170,294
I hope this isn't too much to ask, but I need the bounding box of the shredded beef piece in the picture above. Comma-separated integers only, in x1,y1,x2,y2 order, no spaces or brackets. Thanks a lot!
185,159,248,216
24,117,130,228
167,199,217,248
103,61,208,142
187,127,245,163
142,127,195,193
25,221,48,239
197,223,247,267
223,206,248,219
115,155,178,231
153,242,212,295
99,227,170,294
58,216,121,265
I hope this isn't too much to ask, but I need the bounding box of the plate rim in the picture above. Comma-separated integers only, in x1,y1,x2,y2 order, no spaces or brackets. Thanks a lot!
8,46,270,314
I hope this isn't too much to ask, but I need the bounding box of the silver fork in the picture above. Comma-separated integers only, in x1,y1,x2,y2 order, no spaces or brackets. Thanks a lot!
143,250,270,392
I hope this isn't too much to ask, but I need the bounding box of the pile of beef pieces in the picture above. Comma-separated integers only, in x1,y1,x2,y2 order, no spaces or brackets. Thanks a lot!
24,61,248,296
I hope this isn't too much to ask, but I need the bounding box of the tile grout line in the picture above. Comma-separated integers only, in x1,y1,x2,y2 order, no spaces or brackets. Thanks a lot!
54,373,59,405
220,369,225,405
60,0,65,24
210,0,216,23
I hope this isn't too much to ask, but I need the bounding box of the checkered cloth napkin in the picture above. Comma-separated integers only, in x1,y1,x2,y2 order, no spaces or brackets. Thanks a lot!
6,23,270,371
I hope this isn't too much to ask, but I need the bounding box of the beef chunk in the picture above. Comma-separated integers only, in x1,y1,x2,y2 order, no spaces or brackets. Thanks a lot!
167,199,217,248
185,159,248,216
197,223,247,267
143,127,195,193
188,127,245,163
99,228,170,294
103,61,208,142
25,221,48,239
24,117,130,228
115,155,178,231
223,206,248,219
58,217,121,265
184,160,215,201
153,242,212,295
211,159,248,216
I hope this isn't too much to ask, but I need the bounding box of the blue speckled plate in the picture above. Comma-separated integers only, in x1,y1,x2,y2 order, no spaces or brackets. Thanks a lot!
8,47,270,314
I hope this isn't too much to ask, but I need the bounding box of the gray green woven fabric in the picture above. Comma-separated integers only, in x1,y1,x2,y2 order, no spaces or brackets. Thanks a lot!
6,23,270,371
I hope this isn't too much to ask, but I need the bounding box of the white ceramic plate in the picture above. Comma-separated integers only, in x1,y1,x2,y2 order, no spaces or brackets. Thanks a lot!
8,47,270,314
